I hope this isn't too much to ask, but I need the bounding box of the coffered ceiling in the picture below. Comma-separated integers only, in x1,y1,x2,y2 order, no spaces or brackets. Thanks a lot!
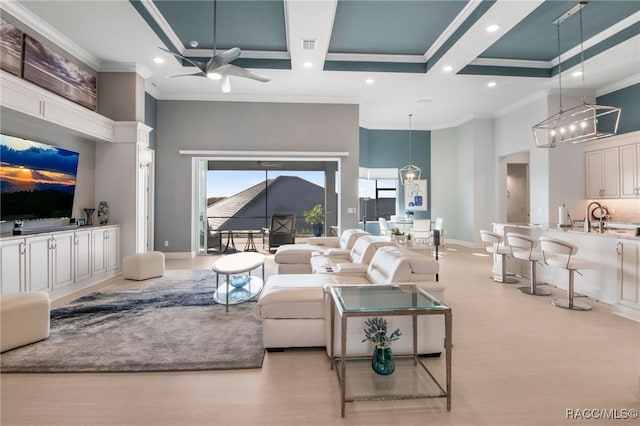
5,0,640,129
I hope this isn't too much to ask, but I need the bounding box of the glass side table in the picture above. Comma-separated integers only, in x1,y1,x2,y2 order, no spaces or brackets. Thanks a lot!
328,284,452,417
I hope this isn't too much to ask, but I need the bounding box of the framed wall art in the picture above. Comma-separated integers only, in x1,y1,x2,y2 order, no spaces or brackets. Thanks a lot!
23,34,97,111
0,17,23,76
404,179,427,211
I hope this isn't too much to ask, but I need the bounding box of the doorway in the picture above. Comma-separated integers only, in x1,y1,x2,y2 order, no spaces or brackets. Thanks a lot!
506,163,529,223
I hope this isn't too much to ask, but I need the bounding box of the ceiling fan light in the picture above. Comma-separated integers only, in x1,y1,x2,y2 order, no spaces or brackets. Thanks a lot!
221,75,231,93
207,72,222,80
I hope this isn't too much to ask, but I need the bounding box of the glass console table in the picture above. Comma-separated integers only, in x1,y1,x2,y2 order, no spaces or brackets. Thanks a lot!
329,285,452,417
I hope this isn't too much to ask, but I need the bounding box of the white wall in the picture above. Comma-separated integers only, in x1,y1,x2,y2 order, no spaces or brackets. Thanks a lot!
155,101,360,254
431,127,459,241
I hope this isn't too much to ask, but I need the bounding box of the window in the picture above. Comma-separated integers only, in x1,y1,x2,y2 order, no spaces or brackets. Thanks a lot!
359,178,397,221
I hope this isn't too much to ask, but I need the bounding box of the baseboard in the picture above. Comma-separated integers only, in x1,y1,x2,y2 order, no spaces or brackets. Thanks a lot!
163,251,196,259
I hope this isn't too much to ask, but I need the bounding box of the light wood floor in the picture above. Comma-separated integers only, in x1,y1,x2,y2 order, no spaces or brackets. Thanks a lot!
2,245,639,425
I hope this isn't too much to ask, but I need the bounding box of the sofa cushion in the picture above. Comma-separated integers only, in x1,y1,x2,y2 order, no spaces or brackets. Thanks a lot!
256,274,367,319
274,244,326,264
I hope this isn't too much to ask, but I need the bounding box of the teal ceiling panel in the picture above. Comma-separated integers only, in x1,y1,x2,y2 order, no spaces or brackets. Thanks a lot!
479,0,640,61
152,0,287,52
329,0,469,55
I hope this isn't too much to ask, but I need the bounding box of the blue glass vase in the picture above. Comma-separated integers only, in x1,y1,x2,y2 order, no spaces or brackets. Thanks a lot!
371,346,395,375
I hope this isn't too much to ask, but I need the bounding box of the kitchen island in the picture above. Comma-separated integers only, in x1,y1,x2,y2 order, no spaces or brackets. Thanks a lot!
492,223,640,322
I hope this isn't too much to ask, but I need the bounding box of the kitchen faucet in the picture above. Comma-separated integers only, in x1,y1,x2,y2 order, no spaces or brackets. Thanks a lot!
584,201,605,233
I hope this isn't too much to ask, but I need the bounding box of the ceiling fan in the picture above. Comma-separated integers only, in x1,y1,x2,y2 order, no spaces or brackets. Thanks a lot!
159,0,270,93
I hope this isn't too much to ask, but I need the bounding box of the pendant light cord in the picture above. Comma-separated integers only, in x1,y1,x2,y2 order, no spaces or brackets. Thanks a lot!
556,22,563,112
579,5,586,104
213,0,217,56
408,114,413,165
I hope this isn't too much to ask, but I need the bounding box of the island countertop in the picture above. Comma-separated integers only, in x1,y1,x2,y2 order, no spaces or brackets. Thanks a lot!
491,223,640,322
498,222,640,241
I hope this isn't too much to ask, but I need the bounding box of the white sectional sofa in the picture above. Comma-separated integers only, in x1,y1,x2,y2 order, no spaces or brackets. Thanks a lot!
310,235,395,274
256,245,443,355
273,229,369,274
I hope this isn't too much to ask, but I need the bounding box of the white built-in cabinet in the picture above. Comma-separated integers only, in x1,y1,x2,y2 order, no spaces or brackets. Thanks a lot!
0,238,26,294
620,143,640,198
0,225,120,297
615,239,640,322
0,71,114,141
91,227,120,276
74,229,93,282
585,147,620,198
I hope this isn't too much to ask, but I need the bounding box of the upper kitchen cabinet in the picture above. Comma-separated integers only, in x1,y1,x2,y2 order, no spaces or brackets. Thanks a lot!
586,147,620,198
620,143,640,198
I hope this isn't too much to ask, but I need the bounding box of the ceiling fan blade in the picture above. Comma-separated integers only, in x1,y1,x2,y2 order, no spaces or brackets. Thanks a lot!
206,47,242,73
158,47,207,73
220,75,231,93
167,71,207,78
219,64,271,83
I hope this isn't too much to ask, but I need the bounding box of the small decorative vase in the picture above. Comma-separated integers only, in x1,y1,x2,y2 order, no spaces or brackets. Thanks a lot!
371,346,395,375
83,208,95,226
98,201,109,225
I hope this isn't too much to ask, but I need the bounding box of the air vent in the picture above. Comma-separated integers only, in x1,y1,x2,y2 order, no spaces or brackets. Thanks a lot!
302,39,316,51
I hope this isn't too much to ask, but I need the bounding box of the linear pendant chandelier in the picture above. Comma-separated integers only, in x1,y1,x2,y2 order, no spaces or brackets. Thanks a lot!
399,113,421,184
532,1,621,148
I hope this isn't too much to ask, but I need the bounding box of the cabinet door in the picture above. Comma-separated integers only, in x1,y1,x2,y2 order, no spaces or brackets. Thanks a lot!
51,232,75,289
620,144,639,198
26,235,52,292
601,147,620,198
74,230,92,282
619,241,640,308
586,151,604,198
105,227,120,272
586,148,620,198
0,239,26,294
92,229,107,275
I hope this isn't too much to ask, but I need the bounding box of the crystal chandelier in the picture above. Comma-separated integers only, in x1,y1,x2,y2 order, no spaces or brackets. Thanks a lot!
399,114,421,184
532,1,621,148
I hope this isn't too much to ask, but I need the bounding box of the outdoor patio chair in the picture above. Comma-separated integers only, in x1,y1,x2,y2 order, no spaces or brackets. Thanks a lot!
263,213,296,252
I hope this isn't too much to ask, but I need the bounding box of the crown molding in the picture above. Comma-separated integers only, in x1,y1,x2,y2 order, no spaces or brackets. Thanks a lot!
325,52,425,64
1,0,100,70
597,74,640,97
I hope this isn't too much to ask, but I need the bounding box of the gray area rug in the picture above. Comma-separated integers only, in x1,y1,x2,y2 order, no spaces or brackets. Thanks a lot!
0,270,265,372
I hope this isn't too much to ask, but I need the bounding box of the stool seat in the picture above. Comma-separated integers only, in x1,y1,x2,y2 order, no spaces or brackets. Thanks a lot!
506,233,550,296
480,230,518,284
1,291,50,352
123,251,165,281
539,236,597,311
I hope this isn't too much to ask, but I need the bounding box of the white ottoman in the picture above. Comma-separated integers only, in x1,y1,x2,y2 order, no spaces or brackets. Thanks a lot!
123,251,165,280
1,291,50,352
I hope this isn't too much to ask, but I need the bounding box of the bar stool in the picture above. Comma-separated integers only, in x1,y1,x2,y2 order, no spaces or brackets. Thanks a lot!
480,230,518,283
506,233,551,296
539,236,597,311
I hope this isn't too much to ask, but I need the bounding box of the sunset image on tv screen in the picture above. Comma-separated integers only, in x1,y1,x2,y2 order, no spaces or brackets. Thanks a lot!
0,134,79,220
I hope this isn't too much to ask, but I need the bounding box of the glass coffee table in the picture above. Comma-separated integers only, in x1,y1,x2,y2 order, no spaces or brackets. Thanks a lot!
329,284,452,417
212,252,265,312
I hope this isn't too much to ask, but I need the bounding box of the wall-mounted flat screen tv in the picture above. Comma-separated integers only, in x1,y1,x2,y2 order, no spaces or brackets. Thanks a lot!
0,134,79,221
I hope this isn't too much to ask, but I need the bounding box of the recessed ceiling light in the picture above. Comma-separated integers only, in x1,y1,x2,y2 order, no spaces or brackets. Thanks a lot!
486,23,500,33
365,78,375,85
417,99,432,104
442,65,453,73
572,71,583,77
303,61,313,68
487,81,497,88
189,40,199,48
152,56,164,64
